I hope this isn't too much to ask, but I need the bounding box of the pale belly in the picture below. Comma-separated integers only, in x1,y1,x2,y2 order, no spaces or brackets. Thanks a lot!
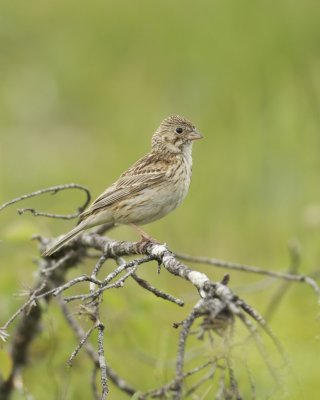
113,179,190,225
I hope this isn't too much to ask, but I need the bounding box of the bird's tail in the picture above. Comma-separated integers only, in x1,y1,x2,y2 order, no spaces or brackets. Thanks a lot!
42,222,86,257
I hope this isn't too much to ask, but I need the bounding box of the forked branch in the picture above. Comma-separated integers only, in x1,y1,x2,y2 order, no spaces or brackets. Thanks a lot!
0,186,319,399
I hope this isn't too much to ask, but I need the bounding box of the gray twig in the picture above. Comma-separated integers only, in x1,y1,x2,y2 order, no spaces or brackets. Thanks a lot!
0,183,91,219
176,251,320,303
67,324,97,366
57,297,137,396
1,226,317,399
131,272,184,306
264,239,301,320
97,322,109,399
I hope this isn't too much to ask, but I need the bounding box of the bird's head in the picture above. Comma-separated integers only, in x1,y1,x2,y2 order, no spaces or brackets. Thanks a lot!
152,115,203,154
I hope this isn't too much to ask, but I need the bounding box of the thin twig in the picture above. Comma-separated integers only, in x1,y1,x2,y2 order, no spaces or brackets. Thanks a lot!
237,310,281,386
0,281,47,334
104,266,138,289
67,324,97,366
131,273,184,306
264,239,301,320
0,184,91,219
97,322,109,399
90,255,108,292
91,365,100,400
63,257,153,303
143,361,216,399
184,370,215,398
173,306,204,399
102,256,154,286
53,275,102,297
176,251,320,303
57,298,137,396
239,300,287,366
226,356,242,400
1,227,317,400
245,362,256,400
41,252,75,274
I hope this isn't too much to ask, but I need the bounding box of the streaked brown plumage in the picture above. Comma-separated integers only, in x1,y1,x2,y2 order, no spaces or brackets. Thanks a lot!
43,115,202,256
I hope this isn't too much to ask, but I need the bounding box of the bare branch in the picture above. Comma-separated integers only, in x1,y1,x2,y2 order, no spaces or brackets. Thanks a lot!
0,281,48,334
97,322,109,399
68,324,97,366
0,183,91,219
176,251,320,303
264,239,301,320
1,222,317,399
131,272,184,306
143,361,216,399
57,297,137,396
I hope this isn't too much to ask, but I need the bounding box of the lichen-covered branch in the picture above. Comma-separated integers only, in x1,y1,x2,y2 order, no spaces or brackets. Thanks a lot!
1,187,319,399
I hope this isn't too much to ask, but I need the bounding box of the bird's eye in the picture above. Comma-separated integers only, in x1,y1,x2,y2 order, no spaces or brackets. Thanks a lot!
175,127,183,134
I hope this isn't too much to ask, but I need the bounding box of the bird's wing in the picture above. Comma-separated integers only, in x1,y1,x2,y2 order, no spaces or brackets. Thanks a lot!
80,170,166,218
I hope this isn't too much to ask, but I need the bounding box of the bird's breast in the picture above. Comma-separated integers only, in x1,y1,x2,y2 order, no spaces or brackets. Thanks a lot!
113,153,193,225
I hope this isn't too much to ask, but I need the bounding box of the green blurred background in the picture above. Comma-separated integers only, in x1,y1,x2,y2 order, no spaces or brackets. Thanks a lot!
1,0,320,398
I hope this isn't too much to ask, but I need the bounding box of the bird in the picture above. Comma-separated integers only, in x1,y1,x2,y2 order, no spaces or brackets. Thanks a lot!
42,115,202,257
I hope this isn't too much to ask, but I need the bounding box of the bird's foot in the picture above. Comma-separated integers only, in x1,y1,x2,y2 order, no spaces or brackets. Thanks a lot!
138,232,160,245
130,224,159,244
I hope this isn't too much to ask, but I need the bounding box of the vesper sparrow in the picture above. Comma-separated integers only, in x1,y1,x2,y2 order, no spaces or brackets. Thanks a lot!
43,115,202,256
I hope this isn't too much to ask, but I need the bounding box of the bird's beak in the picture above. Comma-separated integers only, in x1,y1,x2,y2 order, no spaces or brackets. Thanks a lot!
188,129,203,141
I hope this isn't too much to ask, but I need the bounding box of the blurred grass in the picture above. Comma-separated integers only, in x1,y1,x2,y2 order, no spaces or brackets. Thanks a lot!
1,0,320,398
